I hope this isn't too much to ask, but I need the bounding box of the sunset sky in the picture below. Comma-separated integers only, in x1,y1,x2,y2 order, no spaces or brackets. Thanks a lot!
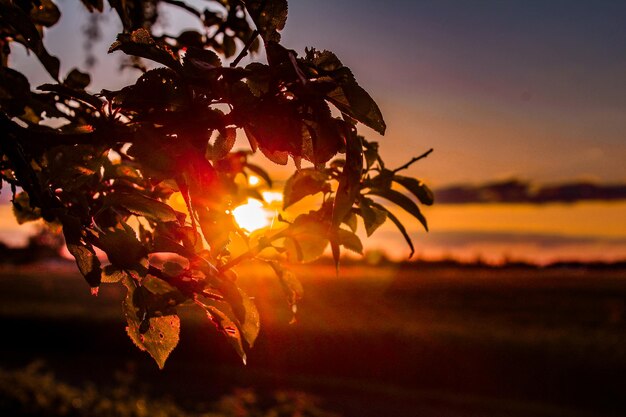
5,0,626,263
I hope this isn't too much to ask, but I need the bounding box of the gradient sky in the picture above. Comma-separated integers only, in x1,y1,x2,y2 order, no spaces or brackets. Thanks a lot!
6,0,626,262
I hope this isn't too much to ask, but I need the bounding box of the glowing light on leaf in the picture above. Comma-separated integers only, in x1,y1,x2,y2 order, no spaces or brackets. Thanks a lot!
248,175,261,186
262,191,283,204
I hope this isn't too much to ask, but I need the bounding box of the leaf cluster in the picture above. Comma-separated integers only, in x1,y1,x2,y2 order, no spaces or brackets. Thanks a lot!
0,0,432,368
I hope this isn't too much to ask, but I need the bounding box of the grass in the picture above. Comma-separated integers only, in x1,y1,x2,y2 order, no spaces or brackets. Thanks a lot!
0,262,625,416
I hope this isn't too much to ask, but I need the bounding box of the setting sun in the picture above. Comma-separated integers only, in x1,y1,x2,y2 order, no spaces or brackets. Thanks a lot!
232,198,275,232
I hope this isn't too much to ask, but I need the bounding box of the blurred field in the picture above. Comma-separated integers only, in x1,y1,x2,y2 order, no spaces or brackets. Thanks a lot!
1,262,626,416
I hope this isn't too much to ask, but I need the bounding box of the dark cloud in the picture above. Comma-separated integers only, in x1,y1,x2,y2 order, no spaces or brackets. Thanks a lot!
435,180,626,204
408,230,626,249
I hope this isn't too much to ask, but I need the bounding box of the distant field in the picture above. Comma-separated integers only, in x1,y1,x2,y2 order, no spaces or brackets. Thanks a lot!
1,262,625,417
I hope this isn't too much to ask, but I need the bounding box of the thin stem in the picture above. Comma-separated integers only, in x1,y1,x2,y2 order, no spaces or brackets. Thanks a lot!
392,148,433,174
161,0,202,18
230,30,259,68
218,228,287,272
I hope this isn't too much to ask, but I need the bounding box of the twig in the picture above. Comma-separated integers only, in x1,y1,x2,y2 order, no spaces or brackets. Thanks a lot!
230,30,259,68
161,0,201,18
217,229,287,272
392,148,433,174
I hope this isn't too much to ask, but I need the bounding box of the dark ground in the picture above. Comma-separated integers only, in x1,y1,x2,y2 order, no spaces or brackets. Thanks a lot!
0,262,625,417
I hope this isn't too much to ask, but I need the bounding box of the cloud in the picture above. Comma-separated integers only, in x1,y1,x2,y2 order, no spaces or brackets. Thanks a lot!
435,179,626,204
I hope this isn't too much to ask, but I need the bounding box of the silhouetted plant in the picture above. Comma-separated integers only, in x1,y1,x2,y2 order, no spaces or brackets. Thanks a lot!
0,0,432,367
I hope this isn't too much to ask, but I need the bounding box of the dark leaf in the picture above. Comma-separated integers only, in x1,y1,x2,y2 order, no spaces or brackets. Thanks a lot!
0,1,60,79
363,140,379,169
66,242,102,288
338,228,363,254
393,175,435,205
113,68,189,112
29,0,61,27
327,82,386,135
97,224,147,269
369,202,415,258
211,128,236,161
61,215,102,288
244,0,288,42
359,198,387,236
343,211,358,232
80,0,104,12
106,192,179,223
222,34,236,58
109,29,182,71
368,188,428,231
64,68,91,90
332,132,362,228
11,192,41,224
37,83,103,108
283,168,329,209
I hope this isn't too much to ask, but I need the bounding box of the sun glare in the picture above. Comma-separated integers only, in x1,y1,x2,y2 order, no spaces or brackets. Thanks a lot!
232,198,274,232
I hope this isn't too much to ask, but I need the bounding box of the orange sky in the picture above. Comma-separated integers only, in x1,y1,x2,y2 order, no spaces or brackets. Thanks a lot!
4,1,626,262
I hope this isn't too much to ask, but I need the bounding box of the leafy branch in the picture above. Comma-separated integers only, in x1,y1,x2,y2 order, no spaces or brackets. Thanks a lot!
0,0,433,369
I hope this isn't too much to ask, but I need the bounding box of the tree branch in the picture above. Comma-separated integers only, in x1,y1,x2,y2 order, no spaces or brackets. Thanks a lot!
230,30,258,68
392,148,433,174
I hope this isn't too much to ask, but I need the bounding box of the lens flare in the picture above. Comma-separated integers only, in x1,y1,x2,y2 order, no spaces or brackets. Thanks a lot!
232,198,273,232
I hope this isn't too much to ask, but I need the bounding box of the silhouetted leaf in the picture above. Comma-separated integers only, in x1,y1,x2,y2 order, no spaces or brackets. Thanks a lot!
98,225,147,269
67,242,102,288
182,47,221,77
394,175,435,206
61,215,102,288
332,132,362,227
210,128,236,161
11,192,40,224
0,1,60,79
359,198,387,236
283,168,329,209
338,228,363,254
80,0,104,12
363,140,379,169
344,211,358,232
37,83,103,108
222,34,236,58
63,68,90,90
106,192,179,223
29,0,60,27
304,49,385,134
109,28,182,71
113,68,189,112
245,0,288,42
369,202,415,258
368,188,428,231
327,83,386,135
